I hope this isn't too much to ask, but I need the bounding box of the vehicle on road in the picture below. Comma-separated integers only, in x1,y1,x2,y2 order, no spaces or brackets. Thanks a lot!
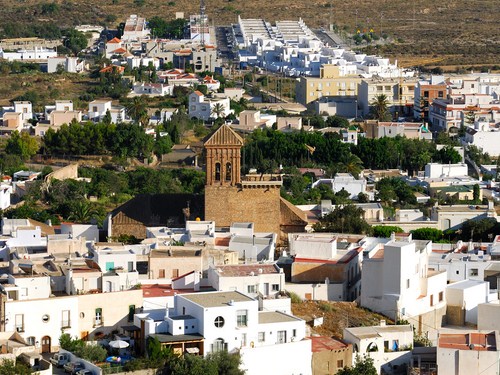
49,353,70,367
64,361,85,374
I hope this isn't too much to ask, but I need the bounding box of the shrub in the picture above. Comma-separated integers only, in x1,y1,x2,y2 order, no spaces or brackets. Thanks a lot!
287,291,302,304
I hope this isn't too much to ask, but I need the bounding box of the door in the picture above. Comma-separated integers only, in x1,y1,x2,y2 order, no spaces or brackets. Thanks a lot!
41,336,51,353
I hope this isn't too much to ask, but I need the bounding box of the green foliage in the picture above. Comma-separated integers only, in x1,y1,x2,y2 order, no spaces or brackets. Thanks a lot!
434,146,462,164
376,177,417,205
148,17,187,39
325,115,350,128
410,228,444,242
60,333,107,363
63,29,88,55
0,359,32,375
0,154,25,176
313,205,372,234
467,145,492,166
337,355,377,375
5,131,39,160
460,218,499,242
370,94,391,121
473,183,480,201
42,122,154,159
372,225,404,238
319,302,333,312
414,334,433,347
287,291,302,303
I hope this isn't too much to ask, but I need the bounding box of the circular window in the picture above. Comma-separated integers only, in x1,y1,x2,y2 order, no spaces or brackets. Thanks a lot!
214,316,225,328
80,312,85,319
42,314,50,323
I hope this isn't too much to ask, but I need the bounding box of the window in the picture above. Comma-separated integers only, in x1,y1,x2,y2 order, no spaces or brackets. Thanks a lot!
159,269,165,278
26,336,35,346
15,314,24,332
384,340,389,351
247,285,256,293
62,310,70,328
172,269,179,278
258,332,265,342
337,360,344,368
214,316,225,328
128,261,133,272
92,106,98,112
272,284,280,292
237,310,248,327
212,338,226,352
95,308,102,326
439,291,444,302
438,91,444,98
470,268,478,276
406,279,410,289
292,329,296,337
215,163,221,181
42,314,50,323
277,330,286,344
430,294,434,306
225,162,232,181
456,270,459,275
241,333,247,347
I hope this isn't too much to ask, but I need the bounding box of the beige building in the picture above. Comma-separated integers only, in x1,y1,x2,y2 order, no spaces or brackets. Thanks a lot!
78,288,143,341
311,336,352,375
295,65,361,105
358,77,417,117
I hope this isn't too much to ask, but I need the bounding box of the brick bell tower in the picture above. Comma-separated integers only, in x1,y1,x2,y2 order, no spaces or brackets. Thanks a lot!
204,125,243,186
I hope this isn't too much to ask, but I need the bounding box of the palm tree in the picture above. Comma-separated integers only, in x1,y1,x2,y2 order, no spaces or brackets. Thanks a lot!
211,103,226,119
370,94,390,121
69,201,97,224
126,96,147,125
338,153,364,178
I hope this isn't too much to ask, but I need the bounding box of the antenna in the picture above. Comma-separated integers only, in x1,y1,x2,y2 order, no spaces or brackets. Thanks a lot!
200,0,206,47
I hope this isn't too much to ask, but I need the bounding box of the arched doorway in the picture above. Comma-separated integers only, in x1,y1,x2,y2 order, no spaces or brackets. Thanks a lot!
41,336,51,353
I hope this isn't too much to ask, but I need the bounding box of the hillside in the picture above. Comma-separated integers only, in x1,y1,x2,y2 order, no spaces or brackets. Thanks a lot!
0,0,499,67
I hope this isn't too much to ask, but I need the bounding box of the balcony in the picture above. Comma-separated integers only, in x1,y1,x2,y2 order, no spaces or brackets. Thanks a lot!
61,320,71,329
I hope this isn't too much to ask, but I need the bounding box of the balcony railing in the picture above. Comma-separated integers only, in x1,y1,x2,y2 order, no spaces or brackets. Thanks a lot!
62,320,71,328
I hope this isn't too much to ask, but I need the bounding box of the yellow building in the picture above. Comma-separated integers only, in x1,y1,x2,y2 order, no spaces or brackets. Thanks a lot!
295,65,362,105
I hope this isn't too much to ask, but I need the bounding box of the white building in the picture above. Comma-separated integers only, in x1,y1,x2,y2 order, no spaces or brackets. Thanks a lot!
437,330,500,375
87,100,127,123
424,163,468,179
47,56,85,73
0,47,57,61
463,120,500,157
2,101,33,125
0,184,12,210
122,15,150,42
361,234,447,336
311,173,367,199
446,279,495,326
207,264,289,312
343,322,413,375
188,91,232,121
140,291,312,375
132,83,173,96
430,203,497,231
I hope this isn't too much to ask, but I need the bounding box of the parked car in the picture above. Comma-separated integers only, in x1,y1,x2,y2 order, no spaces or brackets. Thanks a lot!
64,361,85,374
49,353,70,367
76,370,94,375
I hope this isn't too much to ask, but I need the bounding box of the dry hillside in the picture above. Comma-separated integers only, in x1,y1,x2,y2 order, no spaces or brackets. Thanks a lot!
1,0,499,66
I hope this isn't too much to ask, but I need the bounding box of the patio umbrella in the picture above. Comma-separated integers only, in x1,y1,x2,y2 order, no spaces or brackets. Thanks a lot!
109,340,130,349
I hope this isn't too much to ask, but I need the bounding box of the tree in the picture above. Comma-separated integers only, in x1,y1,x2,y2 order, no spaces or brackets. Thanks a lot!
370,94,391,121
473,183,480,202
410,228,444,242
5,131,39,160
326,115,349,128
337,355,377,375
434,146,462,164
126,96,148,125
63,29,88,55
102,109,112,126
211,103,226,119
313,205,372,234
68,201,97,223
372,225,404,238
0,359,32,375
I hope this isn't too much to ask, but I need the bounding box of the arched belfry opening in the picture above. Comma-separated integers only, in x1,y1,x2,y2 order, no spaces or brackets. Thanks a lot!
204,125,243,186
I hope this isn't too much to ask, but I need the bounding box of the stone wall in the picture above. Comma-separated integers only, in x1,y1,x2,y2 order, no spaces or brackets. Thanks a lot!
205,185,281,234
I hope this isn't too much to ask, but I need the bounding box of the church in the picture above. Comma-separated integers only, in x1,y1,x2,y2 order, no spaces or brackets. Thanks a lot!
204,125,307,242
107,125,307,242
